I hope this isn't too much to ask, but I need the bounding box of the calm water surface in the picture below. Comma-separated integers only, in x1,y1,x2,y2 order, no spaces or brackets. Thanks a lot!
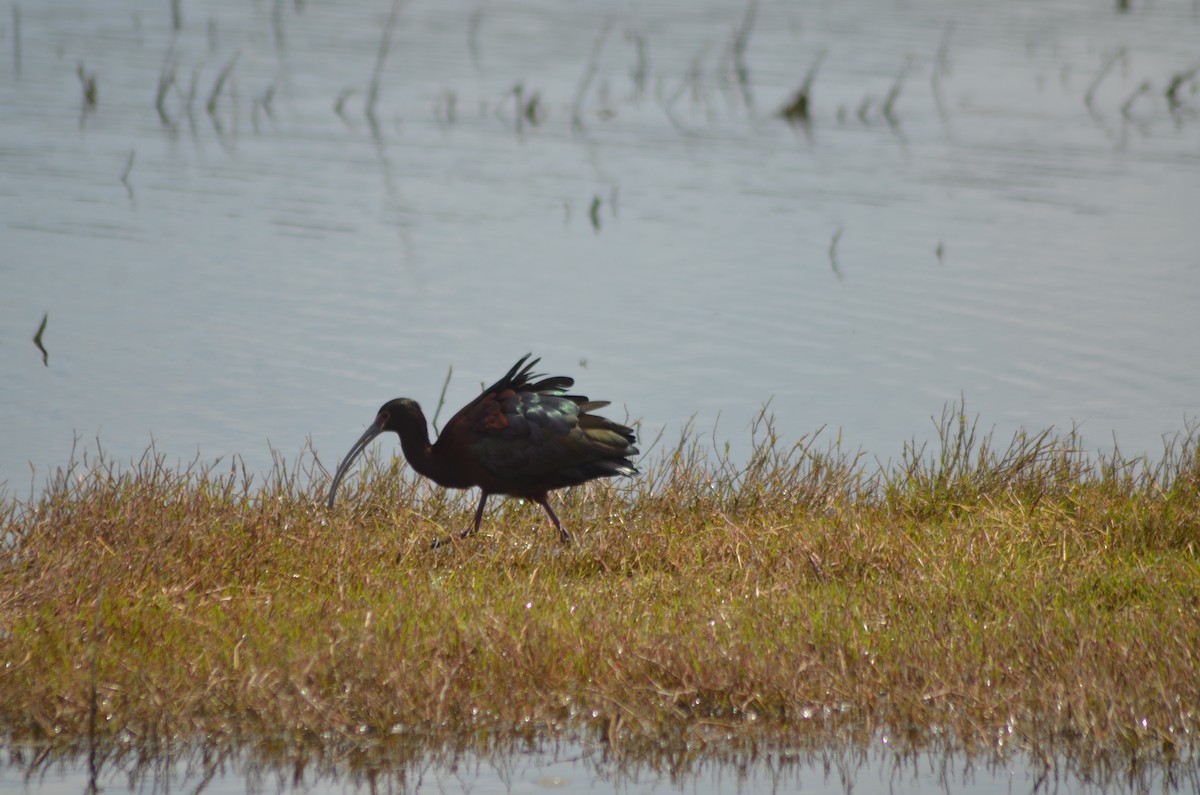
3,739,1188,795
2,0,1198,487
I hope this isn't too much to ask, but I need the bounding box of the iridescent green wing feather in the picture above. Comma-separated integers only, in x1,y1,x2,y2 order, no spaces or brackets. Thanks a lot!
465,356,637,486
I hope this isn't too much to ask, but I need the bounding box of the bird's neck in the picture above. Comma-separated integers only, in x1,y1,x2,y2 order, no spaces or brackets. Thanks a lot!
395,421,435,473
395,422,461,487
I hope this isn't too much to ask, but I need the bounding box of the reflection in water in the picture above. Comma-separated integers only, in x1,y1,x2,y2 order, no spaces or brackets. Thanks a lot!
31,313,48,368
4,731,1197,795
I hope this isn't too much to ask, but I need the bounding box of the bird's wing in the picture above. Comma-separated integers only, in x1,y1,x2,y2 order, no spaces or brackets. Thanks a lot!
467,389,635,485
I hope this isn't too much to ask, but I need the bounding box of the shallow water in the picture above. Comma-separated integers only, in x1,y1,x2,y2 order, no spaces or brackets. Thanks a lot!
1,1,1198,485
2,738,1190,795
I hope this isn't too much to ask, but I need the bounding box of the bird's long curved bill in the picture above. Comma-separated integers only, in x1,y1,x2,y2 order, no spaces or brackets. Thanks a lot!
327,423,383,508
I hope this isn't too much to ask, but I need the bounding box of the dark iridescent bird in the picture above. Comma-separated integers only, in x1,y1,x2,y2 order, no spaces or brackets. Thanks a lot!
327,354,638,547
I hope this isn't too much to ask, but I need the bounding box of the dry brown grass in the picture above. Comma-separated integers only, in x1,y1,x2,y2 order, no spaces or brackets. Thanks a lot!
2,409,1198,777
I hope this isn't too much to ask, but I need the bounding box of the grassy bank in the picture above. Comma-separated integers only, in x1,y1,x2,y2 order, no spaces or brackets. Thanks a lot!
2,410,1198,773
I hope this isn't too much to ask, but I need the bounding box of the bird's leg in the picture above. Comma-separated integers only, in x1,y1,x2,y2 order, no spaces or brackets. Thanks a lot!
431,493,488,549
470,492,488,537
537,498,572,544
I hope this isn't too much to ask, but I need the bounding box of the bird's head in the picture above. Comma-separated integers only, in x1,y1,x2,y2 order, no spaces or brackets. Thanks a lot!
375,397,425,434
327,397,428,509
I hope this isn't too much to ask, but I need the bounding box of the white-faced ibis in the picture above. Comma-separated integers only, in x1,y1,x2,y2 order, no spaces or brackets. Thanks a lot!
327,354,638,547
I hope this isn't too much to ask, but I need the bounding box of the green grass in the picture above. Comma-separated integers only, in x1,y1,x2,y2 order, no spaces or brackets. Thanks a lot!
2,408,1198,777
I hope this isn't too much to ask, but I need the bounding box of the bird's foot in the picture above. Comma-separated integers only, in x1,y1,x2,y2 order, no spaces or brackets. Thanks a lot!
431,527,476,549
